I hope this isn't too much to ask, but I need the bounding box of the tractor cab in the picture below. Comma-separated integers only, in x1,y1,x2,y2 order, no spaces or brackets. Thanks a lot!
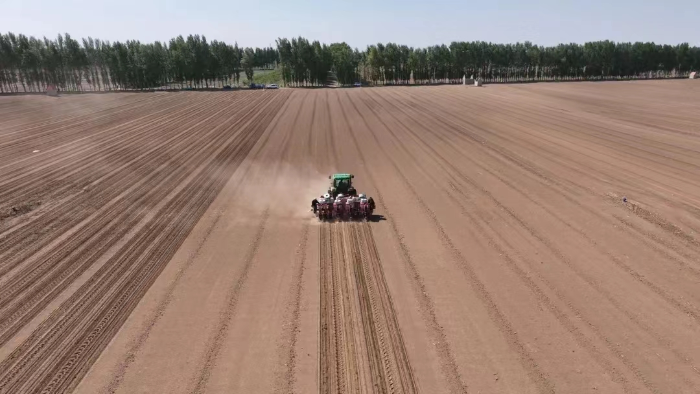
328,173,354,197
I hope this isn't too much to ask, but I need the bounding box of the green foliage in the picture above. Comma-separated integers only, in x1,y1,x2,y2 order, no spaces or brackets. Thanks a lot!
275,39,700,86
1,31,699,93
246,68,282,85
438,40,700,83
0,32,277,92
275,37,361,86
241,48,255,83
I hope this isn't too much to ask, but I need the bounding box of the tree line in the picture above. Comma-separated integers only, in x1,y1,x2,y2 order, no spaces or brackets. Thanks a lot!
1,31,699,92
280,40,700,86
0,32,276,92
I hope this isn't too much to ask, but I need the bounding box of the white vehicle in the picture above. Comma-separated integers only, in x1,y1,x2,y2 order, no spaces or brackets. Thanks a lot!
267,84,279,89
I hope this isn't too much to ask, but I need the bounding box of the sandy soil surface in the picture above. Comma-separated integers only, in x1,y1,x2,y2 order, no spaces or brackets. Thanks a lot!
1,80,700,394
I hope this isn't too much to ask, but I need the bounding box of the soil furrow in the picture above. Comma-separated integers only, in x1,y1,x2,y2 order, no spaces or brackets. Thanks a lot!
0,94,283,347
332,90,468,394
319,222,417,394
2,81,700,394
0,91,290,394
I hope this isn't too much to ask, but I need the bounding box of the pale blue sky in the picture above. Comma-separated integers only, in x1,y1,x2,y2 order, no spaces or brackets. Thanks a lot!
2,0,697,48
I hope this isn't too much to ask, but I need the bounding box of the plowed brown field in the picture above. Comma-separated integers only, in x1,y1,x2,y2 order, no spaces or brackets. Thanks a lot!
1,80,699,394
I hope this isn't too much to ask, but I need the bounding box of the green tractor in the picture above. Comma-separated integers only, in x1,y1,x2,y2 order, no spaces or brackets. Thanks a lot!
328,173,355,197
311,173,376,221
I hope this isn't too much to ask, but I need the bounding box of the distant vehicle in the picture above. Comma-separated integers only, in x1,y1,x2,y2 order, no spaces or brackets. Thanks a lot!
353,82,362,87
267,84,279,89
249,83,265,90
222,85,232,90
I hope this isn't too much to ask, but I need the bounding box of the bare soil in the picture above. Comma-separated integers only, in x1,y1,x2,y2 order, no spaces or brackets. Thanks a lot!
1,80,699,394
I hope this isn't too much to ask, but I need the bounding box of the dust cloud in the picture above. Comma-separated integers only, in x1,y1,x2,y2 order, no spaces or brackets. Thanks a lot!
235,160,333,223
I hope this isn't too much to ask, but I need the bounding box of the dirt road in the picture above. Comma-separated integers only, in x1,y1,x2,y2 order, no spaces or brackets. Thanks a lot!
1,80,700,393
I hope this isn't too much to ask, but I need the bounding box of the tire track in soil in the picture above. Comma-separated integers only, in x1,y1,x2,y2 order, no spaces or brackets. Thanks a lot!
376,87,700,351
189,211,269,394
0,93,277,349
364,87,690,392
5,99,284,394
371,87,700,316
354,223,418,394
0,93,186,178
272,90,317,394
0,92,290,394
4,84,697,393
275,224,310,394
359,87,687,392
344,90,556,394
407,87,700,220
0,94,154,148
320,221,417,394
0,94,244,224
332,91,468,394
102,92,293,394
0,93,229,216
0,92,252,276
189,90,307,394
0,93,228,249
0,94,153,137
0,94,178,166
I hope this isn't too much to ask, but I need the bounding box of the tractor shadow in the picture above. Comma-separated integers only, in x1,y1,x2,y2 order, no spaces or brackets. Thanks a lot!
368,214,387,222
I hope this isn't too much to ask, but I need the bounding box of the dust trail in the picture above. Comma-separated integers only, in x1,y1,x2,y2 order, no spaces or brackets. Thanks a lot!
236,160,332,223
